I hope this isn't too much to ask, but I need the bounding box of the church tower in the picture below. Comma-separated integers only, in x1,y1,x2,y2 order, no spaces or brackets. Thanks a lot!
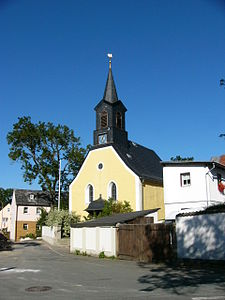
93,56,128,147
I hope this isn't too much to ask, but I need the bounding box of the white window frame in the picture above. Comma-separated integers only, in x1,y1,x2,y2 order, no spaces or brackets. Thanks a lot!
85,184,94,204
23,223,28,230
36,207,41,215
180,172,191,187
23,207,28,214
107,181,118,201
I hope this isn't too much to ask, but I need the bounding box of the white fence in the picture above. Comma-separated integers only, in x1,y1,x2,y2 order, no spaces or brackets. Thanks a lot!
176,212,225,260
42,226,62,245
70,227,116,257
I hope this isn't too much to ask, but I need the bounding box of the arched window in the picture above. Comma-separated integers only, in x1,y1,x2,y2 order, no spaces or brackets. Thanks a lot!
100,111,108,128
108,182,117,200
85,184,94,204
116,112,122,129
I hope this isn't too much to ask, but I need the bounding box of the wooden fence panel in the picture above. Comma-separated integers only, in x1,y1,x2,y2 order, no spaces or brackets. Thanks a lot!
117,223,175,262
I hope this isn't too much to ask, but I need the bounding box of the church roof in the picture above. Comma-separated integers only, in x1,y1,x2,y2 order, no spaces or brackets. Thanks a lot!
103,67,118,103
91,141,163,183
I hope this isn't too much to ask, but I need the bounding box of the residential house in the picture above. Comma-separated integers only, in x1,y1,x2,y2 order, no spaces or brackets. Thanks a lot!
161,161,225,220
69,59,164,220
10,189,52,241
0,203,11,232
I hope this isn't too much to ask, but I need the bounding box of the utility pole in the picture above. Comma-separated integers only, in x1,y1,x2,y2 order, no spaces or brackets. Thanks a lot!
58,159,61,210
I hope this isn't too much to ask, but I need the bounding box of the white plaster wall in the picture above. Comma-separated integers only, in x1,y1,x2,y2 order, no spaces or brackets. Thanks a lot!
70,227,116,256
0,203,11,231
17,206,50,221
176,213,225,260
42,225,61,245
164,166,208,219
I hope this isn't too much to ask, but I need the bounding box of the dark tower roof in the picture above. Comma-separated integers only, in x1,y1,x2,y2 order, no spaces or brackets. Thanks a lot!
103,65,118,103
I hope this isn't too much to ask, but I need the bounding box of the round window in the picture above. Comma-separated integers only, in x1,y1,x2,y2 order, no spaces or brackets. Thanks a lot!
98,163,103,170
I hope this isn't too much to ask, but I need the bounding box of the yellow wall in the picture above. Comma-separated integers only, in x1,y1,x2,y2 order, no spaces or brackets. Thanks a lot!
70,146,137,219
143,181,165,221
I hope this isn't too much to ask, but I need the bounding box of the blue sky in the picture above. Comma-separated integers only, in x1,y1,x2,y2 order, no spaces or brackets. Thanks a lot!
1,0,225,190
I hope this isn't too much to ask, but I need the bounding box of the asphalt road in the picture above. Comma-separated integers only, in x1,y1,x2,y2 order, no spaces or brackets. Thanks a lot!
0,240,225,300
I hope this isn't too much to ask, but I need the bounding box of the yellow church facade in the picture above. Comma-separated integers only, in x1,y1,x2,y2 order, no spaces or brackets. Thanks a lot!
69,59,165,221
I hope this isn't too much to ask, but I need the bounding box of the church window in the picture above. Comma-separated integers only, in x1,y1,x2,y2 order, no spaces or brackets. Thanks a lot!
100,111,108,128
116,112,122,129
108,182,117,200
85,184,94,204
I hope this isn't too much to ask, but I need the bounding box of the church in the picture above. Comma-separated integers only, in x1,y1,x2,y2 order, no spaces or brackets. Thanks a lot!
69,57,165,221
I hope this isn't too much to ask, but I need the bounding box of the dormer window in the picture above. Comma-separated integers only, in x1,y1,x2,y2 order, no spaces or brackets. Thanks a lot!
100,111,108,128
30,194,34,200
116,112,122,129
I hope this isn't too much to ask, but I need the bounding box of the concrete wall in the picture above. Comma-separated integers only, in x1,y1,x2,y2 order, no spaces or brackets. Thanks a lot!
42,226,62,245
176,213,225,260
70,226,116,257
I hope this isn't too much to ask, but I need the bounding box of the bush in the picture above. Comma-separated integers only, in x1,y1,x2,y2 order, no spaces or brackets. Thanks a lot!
45,209,80,237
25,233,35,239
99,251,105,258
99,198,133,217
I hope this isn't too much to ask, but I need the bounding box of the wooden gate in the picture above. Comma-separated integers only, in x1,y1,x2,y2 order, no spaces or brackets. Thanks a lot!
117,223,176,262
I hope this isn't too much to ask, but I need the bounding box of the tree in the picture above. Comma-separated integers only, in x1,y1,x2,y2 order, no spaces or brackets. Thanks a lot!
0,188,13,209
170,155,194,162
98,198,133,217
7,116,89,200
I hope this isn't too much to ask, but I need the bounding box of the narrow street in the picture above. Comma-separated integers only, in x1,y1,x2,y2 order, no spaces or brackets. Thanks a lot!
0,240,225,300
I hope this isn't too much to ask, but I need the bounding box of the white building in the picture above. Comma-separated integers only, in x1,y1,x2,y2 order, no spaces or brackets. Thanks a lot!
161,161,225,220
0,203,11,232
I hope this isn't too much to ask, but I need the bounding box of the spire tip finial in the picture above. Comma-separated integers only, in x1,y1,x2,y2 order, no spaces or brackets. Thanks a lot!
107,53,112,69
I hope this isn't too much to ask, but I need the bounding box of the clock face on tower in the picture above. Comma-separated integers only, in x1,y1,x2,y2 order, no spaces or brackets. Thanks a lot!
98,133,107,144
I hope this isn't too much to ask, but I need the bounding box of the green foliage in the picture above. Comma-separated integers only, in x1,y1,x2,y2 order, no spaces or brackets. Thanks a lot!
170,155,194,162
82,251,87,256
45,209,80,237
99,251,105,258
0,188,13,209
7,116,89,198
25,233,36,239
37,208,48,227
98,198,133,218
36,208,49,236
75,250,80,255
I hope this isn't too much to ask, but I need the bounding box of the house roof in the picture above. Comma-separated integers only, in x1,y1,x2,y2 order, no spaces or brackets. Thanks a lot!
161,160,225,171
14,189,52,207
92,141,163,183
71,209,159,228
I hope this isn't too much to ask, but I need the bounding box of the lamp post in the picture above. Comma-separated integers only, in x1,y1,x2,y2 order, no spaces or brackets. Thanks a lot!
58,159,61,210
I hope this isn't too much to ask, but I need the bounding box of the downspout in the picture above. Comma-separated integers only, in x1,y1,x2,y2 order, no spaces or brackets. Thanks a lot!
205,163,216,207
15,205,18,241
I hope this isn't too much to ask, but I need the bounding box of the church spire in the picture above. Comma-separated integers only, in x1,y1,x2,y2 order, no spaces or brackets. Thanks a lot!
103,54,118,103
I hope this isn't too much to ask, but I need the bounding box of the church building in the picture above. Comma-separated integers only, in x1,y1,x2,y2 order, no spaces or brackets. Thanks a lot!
69,58,165,220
